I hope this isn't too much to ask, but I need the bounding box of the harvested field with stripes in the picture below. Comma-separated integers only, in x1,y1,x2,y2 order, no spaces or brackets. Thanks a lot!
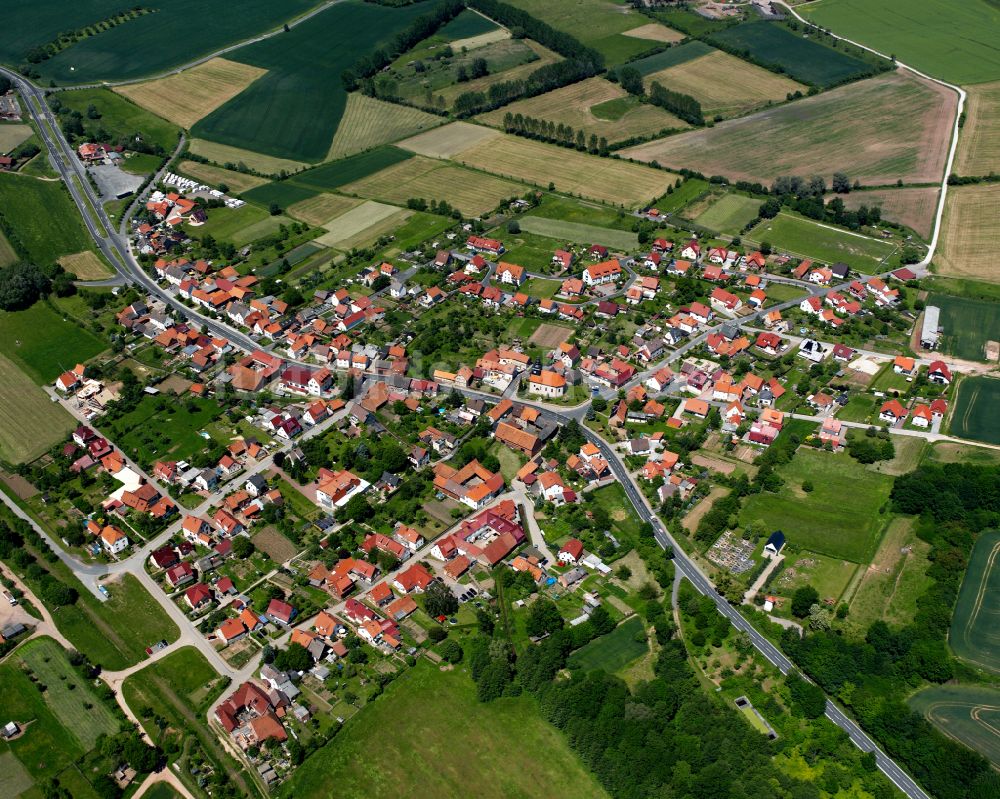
841,187,939,239
177,160,270,193
287,194,363,227
188,138,306,174
314,201,411,249
935,184,1000,281
326,94,444,161
955,80,1000,176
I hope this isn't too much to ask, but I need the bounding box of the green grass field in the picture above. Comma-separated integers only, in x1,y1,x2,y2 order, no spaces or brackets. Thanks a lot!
926,293,1000,362
708,20,875,87
193,1,427,162
650,177,710,215
238,181,318,207
530,195,635,229
0,300,106,384
568,616,648,673
16,637,120,750
750,213,895,270
3,1,316,83
519,216,639,251
54,88,180,153
591,483,645,542
693,193,762,234
103,394,225,467
771,550,858,609
909,684,1000,767
803,0,1000,85
290,146,413,191
740,448,894,563
0,351,76,464
522,278,561,299
950,376,1000,445
627,41,714,76
278,661,609,799
501,230,576,273
440,9,500,39
949,529,1000,673
0,172,94,266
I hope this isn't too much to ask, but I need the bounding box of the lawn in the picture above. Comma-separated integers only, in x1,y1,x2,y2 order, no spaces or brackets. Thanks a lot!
949,529,1000,674
0,300,106,384
522,278,561,299
16,637,120,750
590,482,645,542
803,0,1000,85
909,685,1000,768
844,517,931,638
385,211,454,251
0,172,95,265
693,193,762,234
0,351,76,463
530,195,635,229
749,213,896,270
193,1,428,162
740,447,894,563
622,71,955,187
708,20,876,88
501,230,576,273
54,88,180,153
949,376,1000,445
2,0,317,84
103,394,226,467
277,661,609,799
518,216,639,250
567,616,648,673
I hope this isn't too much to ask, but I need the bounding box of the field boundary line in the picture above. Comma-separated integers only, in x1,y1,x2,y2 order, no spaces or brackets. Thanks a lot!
780,1,965,269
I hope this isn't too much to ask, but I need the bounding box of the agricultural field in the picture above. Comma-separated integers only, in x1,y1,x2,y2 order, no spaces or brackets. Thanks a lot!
176,160,269,193
339,155,521,217
620,22,683,45
739,447,894,563
454,132,676,207
0,351,76,463
239,181,318,209
925,292,1000,362
909,685,1000,768
950,527,1000,671
948,376,1000,444
622,72,955,187
956,80,1000,176
399,121,500,159
0,300,107,384
0,172,95,265
708,20,875,88
841,187,939,239
627,41,714,76
440,8,501,41
692,193,762,235
477,77,688,144
518,216,639,250
290,145,414,191
54,88,180,153
286,193,362,227
0,123,33,153
115,58,267,129
314,201,412,250
650,177,710,215
843,517,932,637
187,138,307,174
193,1,428,162
750,213,896,270
190,202,277,245
567,616,648,673
645,49,805,119
277,662,609,799
802,0,1000,85
327,94,443,161
506,0,662,64
58,250,112,280
935,184,1000,282
1,0,317,83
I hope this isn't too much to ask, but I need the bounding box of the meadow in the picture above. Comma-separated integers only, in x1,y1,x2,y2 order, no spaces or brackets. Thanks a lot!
0,231,18,268
190,202,277,245
59,251,113,280
771,551,858,610
567,616,648,673
650,177,710,215
802,0,1000,85
3,0,316,84
454,133,675,207
925,292,1000,362
646,49,805,119
956,80,1000,177
0,351,75,463
622,72,955,187
103,394,226,467
501,230,578,273
708,20,874,87
739,447,894,563
327,94,443,161
478,77,688,144
948,529,1000,673
0,172,95,265
55,88,181,153
750,213,895,270
0,123,33,153
116,58,267,129
0,300,106,384
935,184,1000,282
193,1,427,162
277,662,609,799
909,685,1000,768
519,216,639,250
176,160,269,193
692,193,762,234
841,187,938,239
948,377,1000,445
506,0,660,64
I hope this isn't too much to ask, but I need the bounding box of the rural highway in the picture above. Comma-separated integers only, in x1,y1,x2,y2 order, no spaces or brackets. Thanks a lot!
4,40,939,799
